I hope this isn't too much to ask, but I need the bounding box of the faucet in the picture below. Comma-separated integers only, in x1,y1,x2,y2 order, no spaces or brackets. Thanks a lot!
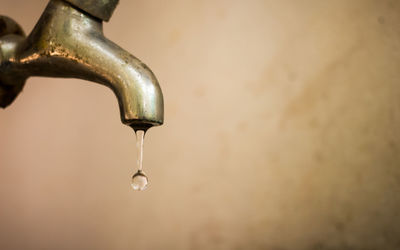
0,0,164,131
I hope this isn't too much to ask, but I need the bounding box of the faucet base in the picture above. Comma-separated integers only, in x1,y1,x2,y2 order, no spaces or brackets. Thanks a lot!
0,16,26,108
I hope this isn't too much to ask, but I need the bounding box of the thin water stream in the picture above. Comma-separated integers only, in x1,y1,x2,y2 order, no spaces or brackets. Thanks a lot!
131,130,148,191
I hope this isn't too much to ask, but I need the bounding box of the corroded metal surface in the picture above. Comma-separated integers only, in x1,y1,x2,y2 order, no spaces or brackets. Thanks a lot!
0,0,164,129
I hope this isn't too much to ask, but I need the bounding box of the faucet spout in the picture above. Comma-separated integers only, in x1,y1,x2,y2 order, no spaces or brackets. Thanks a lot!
0,0,164,129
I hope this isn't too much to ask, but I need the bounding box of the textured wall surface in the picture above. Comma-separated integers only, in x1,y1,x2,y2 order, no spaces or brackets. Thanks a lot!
1,0,400,249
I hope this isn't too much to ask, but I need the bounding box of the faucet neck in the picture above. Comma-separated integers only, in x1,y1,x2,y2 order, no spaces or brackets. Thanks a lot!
42,0,104,34
63,0,119,22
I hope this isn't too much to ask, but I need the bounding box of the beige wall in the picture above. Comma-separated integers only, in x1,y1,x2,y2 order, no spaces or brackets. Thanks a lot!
1,0,400,249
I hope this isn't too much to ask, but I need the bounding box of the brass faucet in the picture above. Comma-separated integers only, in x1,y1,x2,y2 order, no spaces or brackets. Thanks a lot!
0,0,164,131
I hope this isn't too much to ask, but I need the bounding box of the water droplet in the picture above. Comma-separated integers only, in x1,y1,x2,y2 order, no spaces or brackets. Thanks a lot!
131,170,148,190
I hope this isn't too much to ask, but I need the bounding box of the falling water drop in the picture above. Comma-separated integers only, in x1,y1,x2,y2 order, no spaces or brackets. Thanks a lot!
131,130,148,191
131,170,148,191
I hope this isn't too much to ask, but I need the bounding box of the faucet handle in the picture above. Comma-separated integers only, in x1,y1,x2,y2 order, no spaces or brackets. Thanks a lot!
0,16,26,108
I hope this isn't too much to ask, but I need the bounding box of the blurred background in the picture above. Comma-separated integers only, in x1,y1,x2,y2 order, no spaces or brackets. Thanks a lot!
1,0,400,249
